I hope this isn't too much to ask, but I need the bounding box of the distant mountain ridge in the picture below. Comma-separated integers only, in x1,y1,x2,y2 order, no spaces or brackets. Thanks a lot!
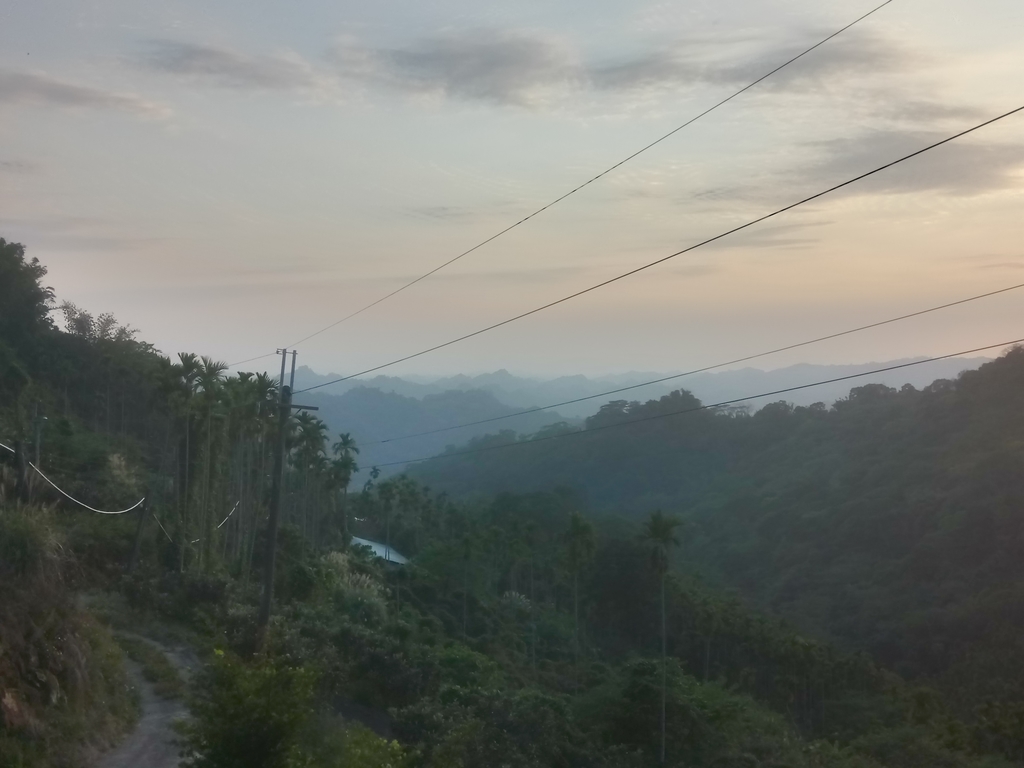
293,357,991,420
301,385,573,476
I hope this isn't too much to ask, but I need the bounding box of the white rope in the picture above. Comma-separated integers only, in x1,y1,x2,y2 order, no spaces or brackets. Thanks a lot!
0,441,14,453
216,500,240,530
187,500,242,546
29,462,145,515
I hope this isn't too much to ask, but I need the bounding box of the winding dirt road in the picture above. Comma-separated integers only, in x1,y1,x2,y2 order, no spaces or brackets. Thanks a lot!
96,640,194,768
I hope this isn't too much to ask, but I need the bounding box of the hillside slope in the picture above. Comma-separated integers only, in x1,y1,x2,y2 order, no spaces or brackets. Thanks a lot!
304,386,572,473
410,350,1024,708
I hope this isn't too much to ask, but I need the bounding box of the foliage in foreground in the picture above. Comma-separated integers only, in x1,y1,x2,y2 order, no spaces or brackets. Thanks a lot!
0,506,138,768
178,649,407,768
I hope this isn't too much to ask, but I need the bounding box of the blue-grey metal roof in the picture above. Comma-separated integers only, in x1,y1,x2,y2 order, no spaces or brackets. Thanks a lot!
351,536,409,565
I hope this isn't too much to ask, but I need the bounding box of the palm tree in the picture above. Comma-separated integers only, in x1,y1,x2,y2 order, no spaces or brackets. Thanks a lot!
331,433,360,540
332,432,359,461
330,454,358,540
396,476,422,554
195,356,227,568
377,479,397,562
176,353,201,570
306,452,331,544
291,413,328,539
563,511,594,691
363,465,380,493
642,510,682,765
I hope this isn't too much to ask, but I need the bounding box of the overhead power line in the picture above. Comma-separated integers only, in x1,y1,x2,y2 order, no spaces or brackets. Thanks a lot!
228,352,278,369
285,0,895,350
296,104,1024,396
29,461,146,515
370,337,1024,467
4,441,146,514
363,281,1024,446
216,500,240,530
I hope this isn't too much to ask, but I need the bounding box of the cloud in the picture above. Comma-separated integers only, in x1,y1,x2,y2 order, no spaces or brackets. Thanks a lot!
0,69,168,117
325,26,919,109
702,219,832,251
794,129,1024,197
970,262,1024,270
137,26,939,119
331,29,578,107
879,99,984,125
678,126,1024,210
405,205,477,221
0,159,39,174
140,41,326,92
701,31,917,90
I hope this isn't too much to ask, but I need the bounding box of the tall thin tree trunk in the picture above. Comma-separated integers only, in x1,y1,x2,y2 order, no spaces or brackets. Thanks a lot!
661,572,667,765
530,555,536,672
574,569,580,691
342,487,349,539
462,557,469,639
181,403,191,572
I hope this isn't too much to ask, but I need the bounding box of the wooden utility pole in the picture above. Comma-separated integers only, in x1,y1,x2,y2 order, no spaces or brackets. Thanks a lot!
257,350,290,644
256,351,317,648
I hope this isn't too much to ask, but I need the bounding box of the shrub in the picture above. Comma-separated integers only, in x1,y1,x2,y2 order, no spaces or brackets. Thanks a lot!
0,507,138,767
178,650,316,768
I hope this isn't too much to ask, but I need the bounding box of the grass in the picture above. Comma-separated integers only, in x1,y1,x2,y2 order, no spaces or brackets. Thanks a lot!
0,508,140,768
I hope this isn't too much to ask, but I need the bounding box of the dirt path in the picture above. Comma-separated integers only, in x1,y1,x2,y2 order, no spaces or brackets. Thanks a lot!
96,639,196,768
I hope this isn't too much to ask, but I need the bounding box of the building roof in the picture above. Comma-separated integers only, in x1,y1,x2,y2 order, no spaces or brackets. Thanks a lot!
351,536,409,565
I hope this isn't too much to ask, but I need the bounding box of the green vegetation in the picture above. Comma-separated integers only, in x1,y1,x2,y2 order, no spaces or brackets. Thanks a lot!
3,234,1024,767
409,352,1024,714
0,506,138,768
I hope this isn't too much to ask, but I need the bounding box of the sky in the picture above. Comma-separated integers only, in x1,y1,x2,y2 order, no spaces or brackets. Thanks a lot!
2,0,1023,379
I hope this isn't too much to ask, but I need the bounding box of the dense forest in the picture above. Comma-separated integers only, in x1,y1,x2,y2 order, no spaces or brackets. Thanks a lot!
409,342,1024,715
3,235,1023,768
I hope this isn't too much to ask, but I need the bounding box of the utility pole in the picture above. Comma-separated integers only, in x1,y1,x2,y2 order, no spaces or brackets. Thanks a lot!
257,349,289,645
257,349,317,648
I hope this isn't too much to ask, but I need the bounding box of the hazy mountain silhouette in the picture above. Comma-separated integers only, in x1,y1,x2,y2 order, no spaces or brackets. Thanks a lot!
301,385,573,475
293,357,991,421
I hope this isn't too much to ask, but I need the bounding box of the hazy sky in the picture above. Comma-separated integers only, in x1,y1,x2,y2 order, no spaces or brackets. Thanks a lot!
2,0,1023,378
